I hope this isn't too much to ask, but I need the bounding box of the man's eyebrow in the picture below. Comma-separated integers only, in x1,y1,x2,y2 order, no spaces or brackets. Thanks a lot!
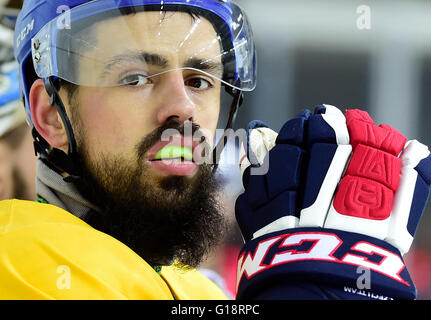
100,51,169,78
183,58,223,76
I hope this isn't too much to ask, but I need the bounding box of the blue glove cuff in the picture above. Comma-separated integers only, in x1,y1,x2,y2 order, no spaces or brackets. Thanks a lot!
236,227,416,300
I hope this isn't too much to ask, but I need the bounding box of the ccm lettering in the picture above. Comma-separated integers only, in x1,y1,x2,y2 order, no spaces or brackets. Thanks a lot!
237,231,409,291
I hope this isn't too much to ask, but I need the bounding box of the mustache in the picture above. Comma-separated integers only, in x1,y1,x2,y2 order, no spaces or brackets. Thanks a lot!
136,119,206,160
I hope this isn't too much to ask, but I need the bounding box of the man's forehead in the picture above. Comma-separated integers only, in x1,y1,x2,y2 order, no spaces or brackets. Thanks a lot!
91,11,220,47
89,10,222,61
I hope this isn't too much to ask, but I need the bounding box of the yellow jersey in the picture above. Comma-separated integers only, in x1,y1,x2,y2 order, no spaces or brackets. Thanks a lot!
0,199,228,300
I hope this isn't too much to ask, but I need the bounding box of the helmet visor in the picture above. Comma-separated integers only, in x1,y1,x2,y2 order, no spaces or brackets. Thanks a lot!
31,0,256,91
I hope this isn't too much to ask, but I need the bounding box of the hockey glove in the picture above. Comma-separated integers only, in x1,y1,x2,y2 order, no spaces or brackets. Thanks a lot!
235,105,431,300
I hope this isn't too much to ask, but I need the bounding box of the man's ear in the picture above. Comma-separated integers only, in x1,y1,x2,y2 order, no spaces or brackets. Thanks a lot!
29,79,68,152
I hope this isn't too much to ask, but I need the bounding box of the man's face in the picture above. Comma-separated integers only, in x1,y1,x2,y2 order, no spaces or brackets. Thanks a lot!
59,11,227,267
67,10,222,180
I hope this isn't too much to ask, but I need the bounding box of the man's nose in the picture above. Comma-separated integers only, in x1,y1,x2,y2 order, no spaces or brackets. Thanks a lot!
156,73,196,125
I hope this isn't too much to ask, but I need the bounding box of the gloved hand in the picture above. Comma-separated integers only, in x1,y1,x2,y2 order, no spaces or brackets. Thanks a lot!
235,105,431,300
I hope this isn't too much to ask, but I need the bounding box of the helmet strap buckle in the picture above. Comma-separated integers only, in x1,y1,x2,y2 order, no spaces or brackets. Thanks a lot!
211,85,244,173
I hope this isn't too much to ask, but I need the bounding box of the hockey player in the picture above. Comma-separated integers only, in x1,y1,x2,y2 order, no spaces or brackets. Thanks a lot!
1,0,430,300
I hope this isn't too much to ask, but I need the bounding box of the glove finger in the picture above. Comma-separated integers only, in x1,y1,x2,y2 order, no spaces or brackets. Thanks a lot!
236,159,301,241
307,104,350,146
242,167,269,209
235,192,254,242
299,105,352,227
275,109,311,145
258,110,313,229
324,110,407,240
239,121,277,189
385,140,431,254
345,143,402,191
266,109,311,200
241,111,311,209
238,110,312,240
265,144,305,201
346,109,406,155
253,111,312,236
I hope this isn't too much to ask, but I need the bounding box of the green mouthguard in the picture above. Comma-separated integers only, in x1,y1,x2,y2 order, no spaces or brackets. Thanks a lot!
153,145,193,161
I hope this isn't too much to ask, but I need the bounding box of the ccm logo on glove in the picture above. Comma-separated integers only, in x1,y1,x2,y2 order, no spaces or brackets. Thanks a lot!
237,230,408,291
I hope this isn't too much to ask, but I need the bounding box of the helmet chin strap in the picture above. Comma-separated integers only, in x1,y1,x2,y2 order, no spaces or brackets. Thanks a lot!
36,77,81,182
34,77,243,181
211,86,244,173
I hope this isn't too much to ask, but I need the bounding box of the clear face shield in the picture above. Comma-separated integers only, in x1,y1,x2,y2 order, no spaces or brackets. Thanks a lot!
31,0,256,170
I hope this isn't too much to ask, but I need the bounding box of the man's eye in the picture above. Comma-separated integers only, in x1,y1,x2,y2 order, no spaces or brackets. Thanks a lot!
185,77,213,90
119,74,149,86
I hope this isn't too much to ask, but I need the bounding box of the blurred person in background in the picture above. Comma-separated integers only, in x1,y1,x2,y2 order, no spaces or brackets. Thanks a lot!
0,0,36,201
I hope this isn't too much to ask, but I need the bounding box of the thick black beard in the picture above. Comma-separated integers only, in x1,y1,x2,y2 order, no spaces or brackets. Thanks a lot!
72,121,227,268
